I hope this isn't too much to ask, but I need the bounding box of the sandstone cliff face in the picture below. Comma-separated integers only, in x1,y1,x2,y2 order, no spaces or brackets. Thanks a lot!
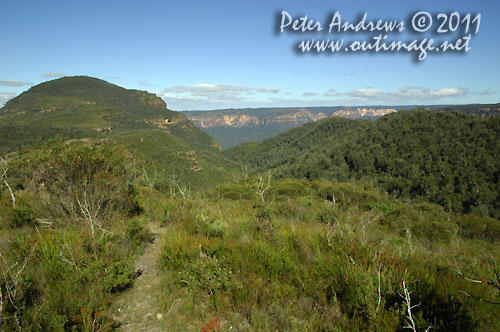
185,107,396,129
331,108,396,119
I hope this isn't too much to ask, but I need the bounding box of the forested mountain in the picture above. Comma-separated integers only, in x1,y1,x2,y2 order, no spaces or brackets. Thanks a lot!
436,103,500,118
225,110,500,218
0,76,237,189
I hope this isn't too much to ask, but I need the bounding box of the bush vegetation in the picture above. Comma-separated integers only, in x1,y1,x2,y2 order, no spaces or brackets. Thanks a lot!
0,78,499,331
0,141,151,331
156,178,500,332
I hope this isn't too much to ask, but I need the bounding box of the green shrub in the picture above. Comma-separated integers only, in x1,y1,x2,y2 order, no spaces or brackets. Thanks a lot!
31,142,132,226
102,262,135,293
179,252,233,311
455,214,500,241
314,181,384,210
0,190,40,228
125,216,151,245
270,178,312,198
209,182,255,201
195,213,226,238
315,203,338,224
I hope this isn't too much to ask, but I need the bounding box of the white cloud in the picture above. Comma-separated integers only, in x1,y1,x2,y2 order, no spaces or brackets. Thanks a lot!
256,87,280,93
323,88,339,97
0,80,33,87
42,72,66,78
344,88,381,98
157,83,472,110
158,83,281,110
162,83,251,96
323,86,469,103
0,91,17,106
476,89,495,96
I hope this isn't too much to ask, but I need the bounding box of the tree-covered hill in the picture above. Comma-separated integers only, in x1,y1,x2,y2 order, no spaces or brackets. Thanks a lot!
435,103,500,118
0,76,238,189
225,110,500,218
0,76,214,144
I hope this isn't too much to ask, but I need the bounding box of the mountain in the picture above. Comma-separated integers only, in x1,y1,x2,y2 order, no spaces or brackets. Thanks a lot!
435,103,500,118
182,106,399,148
183,104,500,149
225,109,500,218
0,76,236,189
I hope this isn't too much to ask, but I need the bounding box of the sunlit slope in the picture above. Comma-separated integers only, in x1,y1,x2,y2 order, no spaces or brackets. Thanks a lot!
0,76,237,188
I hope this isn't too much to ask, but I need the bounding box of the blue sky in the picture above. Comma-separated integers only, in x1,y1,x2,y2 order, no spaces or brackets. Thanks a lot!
1,0,499,110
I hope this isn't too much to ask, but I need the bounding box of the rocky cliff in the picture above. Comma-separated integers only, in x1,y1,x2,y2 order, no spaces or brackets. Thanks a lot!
184,107,397,129
182,107,398,148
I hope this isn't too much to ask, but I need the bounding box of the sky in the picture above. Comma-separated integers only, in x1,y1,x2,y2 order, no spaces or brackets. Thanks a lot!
1,0,499,111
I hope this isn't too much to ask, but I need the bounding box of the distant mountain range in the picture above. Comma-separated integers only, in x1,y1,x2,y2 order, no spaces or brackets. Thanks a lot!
183,104,500,148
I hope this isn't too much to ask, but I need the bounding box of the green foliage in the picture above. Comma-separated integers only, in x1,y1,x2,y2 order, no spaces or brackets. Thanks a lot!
2,77,500,331
180,252,233,311
0,140,154,331
0,224,142,330
271,178,312,198
455,214,500,241
125,216,152,246
195,213,227,238
0,190,44,229
314,181,384,210
25,141,133,231
208,182,255,200
157,179,500,331
102,262,135,293
225,110,500,218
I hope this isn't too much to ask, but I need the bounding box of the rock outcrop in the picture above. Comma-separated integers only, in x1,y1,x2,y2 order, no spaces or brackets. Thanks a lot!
184,107,397,129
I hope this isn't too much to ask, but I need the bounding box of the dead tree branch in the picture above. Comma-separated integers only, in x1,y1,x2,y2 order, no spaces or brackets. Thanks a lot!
399,280,432,332
0,158,16,208
255,171,272,203
240,165,249,179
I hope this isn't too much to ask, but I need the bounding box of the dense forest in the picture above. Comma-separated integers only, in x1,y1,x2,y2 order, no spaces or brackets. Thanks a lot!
225,110,500,219
1,77,499,331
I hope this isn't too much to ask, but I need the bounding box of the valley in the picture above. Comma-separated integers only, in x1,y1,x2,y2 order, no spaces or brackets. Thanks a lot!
0,77,499,332
183,104,500,148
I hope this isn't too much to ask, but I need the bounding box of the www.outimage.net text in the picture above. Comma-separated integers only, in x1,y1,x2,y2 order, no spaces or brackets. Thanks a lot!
279,11,481,60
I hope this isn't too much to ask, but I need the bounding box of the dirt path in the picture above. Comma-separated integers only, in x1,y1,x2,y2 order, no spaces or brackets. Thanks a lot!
108,223,167,331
